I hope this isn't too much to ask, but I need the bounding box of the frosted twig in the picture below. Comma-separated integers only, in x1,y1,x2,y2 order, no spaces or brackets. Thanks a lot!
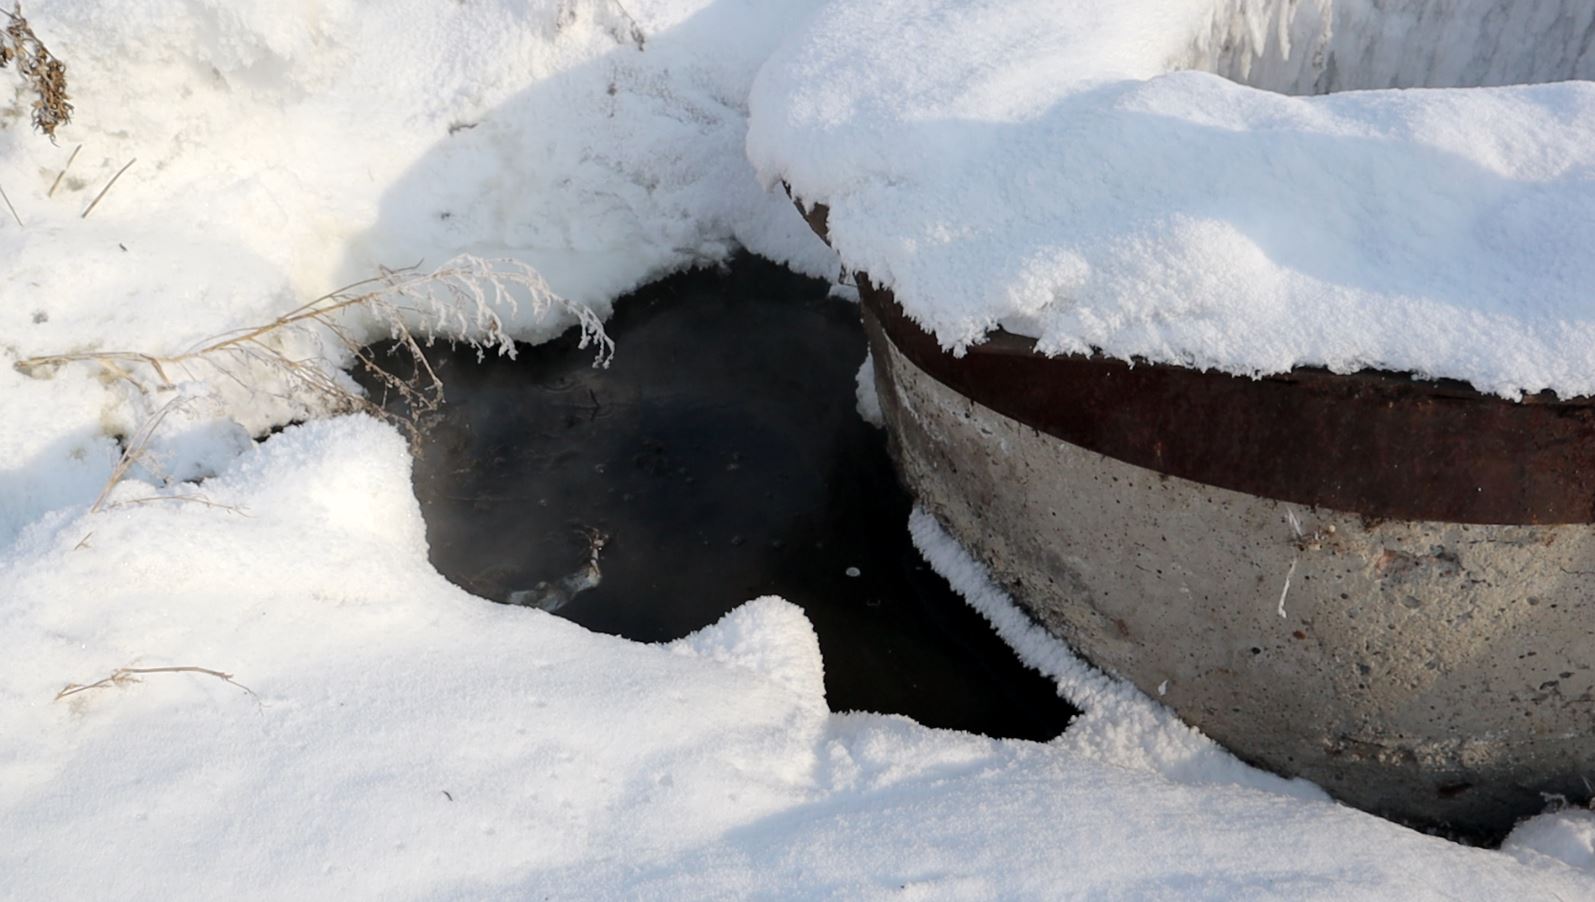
55,665,256,701
105,495,250,515
90,394,186,512
1,3,73,138
80,156,135,219
14,351,172,385
15,255,613,451
47,142,79,196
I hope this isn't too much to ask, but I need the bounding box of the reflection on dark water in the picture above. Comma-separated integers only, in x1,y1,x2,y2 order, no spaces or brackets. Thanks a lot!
374,255,1076,740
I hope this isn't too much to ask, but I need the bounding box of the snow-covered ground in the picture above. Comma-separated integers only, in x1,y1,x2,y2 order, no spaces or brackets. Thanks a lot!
4,1,1595,897
749,0,1595,398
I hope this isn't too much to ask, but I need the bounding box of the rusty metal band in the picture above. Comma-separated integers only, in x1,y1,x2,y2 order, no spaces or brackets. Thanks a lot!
796,199,1595,524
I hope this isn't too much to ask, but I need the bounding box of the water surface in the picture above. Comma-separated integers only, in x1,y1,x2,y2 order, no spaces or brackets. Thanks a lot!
381,256,1077,740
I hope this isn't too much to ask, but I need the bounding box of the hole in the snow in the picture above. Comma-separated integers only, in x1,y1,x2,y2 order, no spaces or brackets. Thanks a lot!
365,254,1077,741
1192,0,1595,94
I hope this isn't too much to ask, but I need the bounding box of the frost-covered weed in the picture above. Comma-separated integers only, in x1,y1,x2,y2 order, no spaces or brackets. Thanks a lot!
17,255,612,504
1,4,71,138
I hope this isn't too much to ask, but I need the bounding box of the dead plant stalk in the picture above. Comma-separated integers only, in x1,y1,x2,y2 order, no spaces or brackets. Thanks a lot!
89,394,184,513
55,665,256,701
47,142,80,196
16,256,614,460
0,179,20,227
1,3,73,139
80,156,134,219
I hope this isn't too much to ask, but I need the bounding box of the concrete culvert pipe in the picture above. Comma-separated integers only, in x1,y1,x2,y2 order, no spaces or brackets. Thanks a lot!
752,0,1595,836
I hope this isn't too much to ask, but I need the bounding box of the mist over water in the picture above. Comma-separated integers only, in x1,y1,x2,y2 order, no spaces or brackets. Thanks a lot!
374,255,1077,740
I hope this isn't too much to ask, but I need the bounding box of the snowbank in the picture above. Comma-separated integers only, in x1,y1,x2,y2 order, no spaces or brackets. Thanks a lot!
4,1,1595,896
1506,809,1595,874
4,422,1592,897
2,0,832,352
748,0,1595,398
0,0,833,542
1,418,832,897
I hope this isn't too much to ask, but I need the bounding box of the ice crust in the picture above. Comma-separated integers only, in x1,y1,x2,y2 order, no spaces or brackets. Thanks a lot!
748,0,1595,398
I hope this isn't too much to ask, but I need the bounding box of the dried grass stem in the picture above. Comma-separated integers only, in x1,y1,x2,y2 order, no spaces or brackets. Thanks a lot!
56,665,256,701
80,157,135,219
16,256,614,462
47,142,80,197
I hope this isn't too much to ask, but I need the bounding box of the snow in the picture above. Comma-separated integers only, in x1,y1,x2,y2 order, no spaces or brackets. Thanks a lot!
1505,808,1595,874
2,420,833,897
854,351,884,426
0,0,834,354
0,0,834,537
748,0,1595,398
6,436,1593,896
4,0,1595,896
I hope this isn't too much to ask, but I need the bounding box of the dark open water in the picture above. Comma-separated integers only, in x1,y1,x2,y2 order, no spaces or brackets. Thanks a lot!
373,255,1076,740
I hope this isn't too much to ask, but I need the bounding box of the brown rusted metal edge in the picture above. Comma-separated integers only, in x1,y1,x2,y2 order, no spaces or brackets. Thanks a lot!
798,198,1595,525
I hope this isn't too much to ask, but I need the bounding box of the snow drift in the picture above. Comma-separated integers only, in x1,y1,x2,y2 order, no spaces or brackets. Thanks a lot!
3,0,1595,896
748,0,1595,398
